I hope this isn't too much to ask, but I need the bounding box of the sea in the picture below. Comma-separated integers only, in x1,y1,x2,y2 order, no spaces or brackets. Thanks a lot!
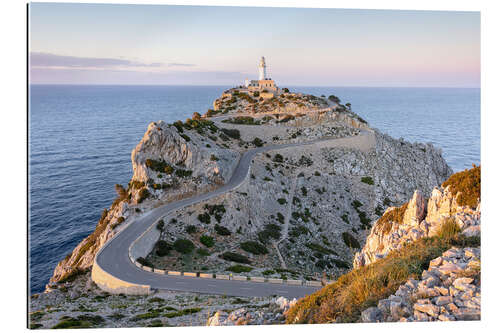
28,85,480,294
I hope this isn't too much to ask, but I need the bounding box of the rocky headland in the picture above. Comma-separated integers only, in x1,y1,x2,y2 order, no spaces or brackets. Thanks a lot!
30,88,478,329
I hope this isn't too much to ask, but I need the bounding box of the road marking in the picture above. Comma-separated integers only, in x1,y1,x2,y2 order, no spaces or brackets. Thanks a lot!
276,290,289,293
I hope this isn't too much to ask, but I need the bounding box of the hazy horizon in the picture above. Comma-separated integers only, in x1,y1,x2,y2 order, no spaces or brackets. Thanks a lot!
29,4,480,88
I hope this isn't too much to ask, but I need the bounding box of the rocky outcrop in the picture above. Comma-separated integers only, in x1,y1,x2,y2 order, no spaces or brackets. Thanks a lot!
49,200,131,284
361,247,480,322
354,183,481,269
206,297,295,326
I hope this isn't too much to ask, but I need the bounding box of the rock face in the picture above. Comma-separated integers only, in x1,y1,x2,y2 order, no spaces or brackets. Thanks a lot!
49,120,239,285
131,120,238,187
354,186,481,269
361,247,481,322
49,200,132,284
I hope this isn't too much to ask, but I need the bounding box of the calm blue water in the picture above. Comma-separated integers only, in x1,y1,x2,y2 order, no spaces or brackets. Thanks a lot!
29,85,480,294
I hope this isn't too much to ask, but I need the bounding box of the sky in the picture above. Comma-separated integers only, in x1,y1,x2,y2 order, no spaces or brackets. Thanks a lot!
29,3,480,87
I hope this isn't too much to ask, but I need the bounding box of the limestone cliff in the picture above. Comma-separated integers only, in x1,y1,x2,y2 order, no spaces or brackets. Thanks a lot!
353,166,481,269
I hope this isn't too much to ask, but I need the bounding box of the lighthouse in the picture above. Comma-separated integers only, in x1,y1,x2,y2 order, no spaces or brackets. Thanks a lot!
258,56,267,80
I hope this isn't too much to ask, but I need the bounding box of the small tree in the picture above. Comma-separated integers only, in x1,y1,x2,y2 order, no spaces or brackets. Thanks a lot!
192,112,201,120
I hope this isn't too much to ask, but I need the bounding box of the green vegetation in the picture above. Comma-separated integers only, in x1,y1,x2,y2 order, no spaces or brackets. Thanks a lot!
164,308,202,318
173,239,195,254
180,133,191,142
289,225,309,237
286,223,480,324
210,154,219,161
222,116,261,125
197,212,211,224
196,248,210,256
220,128,241,139
273,154,284,163
175,169,193,178
305,242,337,255
137,188,150,203
137,257,152,267
298,155,313,166
200,235,215,248
442,165,481,208
252,137,264,147
221,252,251,264
204,204,226,222
341,213,349,224
342,232,360,249
214,224,231,236
277,212,285,224
52,315,104,329
361,176,374,185
156,219,164,231
351,200,371,229
227,265,253,273
301,186,308,196
277,198,287,205
185,225,197,234
156,240,173,256
145,159,174,174
258,224,282,244
240,241,268,255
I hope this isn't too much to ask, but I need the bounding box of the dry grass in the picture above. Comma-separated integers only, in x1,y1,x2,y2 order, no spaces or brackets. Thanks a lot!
442,165,481,208
376,202,408,235
285,221,479,324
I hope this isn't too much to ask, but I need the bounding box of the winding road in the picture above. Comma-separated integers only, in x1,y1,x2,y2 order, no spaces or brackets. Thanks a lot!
94,130,374,299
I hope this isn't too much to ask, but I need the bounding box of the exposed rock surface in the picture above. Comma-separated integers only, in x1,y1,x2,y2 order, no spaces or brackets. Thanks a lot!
354,186,480,268
361,247,480,322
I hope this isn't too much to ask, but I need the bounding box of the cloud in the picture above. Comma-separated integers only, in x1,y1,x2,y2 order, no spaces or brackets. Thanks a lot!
167,63,195,67
30,52,164,69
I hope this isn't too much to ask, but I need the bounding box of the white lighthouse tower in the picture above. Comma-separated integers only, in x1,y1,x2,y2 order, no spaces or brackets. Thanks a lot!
258,56,267,80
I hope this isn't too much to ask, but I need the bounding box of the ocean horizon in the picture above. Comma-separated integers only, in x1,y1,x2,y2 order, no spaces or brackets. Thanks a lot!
28,84,480,294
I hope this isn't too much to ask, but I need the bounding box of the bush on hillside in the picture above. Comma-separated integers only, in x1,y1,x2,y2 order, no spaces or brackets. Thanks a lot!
156,240,173,256
215,224,231,236
199,235,215,248
240,241,268,255
341,232,360,249
226,265,253,273
221,252,251,264
173,239,194,254
220,128,241,140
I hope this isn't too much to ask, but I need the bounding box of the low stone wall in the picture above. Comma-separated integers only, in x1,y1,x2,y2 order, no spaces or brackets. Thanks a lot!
232,275,247,281
250,276,265,283
168,271,181,276
268,278,283,284
305,281,322,287
199,273,213,279
91,260,150,295
129,218,161,261
216,274,230,280
153,268,165,274
184,272,197,277
286,279,303,285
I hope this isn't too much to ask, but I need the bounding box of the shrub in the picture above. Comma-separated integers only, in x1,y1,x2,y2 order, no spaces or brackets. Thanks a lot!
175,169,193,178
252,137,264,147
198,212,211,224
137,188,150,203
273,154,284,163
227,265,253,273
376,202,409,234
173,239,194,254
258,224,281,244
156,219,164,231
220,128,241,139
196,248,210,256
241,241,268,255
200,235,215,248
215,224,231,236
277,198,287,205
442,165,480,208
277,212,285,224
341,232,360,249
136,257,152,267
156,240,173,256
145,159,174,174
221,252,251,264
289,226,309,237
361,176,374,185
305,242,336,255
436,217,461,240
210,154,219,161
204,204,226,222
262,269,275,276
186,225,197,234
